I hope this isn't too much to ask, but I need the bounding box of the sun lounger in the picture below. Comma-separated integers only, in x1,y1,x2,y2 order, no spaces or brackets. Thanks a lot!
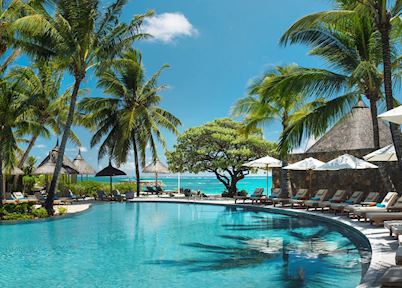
96,190,112,201
260,188,282,205
233,190,249,203
143,186,158,195
384,221,402,236
330,191,365,215
349,192,399,221
249,188,265,204
317,190,347,211
288,189,309,208
304,189,330,210
270,188,294,207
343,192,380,214
125,192,135,200
111,190,125,201
366,211,402,226
12,192,31,203
380,266,402,287
33,192,64,205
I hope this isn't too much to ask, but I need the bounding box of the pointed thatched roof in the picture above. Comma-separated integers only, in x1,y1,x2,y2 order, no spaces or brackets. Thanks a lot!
33,141,79,175
306,101,393,153
73,149,97,175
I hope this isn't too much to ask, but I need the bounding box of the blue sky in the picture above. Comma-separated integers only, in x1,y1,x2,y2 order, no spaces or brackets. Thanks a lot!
28,0,332,174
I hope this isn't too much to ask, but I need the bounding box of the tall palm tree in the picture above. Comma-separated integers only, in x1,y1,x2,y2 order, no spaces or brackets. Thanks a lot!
10,61,81,188
12,0,153,214
278,8,385,150
233,65,320,195
356,0,402,170
0,74,33,205
80,48,181,197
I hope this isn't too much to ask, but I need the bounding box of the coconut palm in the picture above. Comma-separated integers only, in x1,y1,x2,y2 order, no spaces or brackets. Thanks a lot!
9,61,81,188
232,65,324,195
12,0,153,214
80,48,181,197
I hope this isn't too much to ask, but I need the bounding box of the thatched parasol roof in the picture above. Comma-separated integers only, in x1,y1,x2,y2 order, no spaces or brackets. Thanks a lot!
96,161,126,177
33,142,79,175
4,166,24,175
73,150,97,175
143,160,170,174
307,100,393,153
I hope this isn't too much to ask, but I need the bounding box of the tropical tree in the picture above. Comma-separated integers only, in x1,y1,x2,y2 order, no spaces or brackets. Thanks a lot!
80,48,181,197
9,61,81,188
12,0,153,214
232,65,321,195
167,118,276,196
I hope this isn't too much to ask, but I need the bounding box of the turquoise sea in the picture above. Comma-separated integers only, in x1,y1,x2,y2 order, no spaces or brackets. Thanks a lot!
84,175,273,195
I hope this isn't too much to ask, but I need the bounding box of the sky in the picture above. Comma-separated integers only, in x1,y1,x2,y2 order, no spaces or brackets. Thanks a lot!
28,0,333,175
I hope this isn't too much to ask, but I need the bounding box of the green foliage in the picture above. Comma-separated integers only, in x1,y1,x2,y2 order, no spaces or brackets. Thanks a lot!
114,182,137,193
0,203,48,220
57,207,67,216
22,176,36,193
167,118,276,195
64,181,108,197
31,207,48,218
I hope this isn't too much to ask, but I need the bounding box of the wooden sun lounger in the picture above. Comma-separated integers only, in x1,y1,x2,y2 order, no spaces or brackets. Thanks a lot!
317,190,347,211
330,191,365,215
304,189,330,210
351,192,399,221
289,189,310,208
366,211,402,226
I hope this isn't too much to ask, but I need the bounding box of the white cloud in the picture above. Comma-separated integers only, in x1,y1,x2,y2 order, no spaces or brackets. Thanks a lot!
34,144,46,149
79,146,88,152
143,12,198,43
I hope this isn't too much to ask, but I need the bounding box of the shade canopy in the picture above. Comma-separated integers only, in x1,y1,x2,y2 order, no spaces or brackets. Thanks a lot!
4,166,24,176
378,105,402,125
364,144,397,162
143,160,170,174
283,157,325,171
95,162,126,177
315,154,378,170
34,142,79,175
73,150,97,175
243,156,282,169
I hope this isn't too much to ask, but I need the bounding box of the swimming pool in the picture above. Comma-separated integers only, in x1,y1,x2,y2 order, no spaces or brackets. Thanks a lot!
0,203,370,287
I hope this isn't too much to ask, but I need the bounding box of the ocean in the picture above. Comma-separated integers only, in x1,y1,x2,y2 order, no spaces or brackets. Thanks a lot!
84,175,272,195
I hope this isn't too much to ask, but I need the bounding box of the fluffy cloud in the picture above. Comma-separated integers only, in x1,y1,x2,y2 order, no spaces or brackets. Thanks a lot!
79,146,88,152
143,12,198,43
34,144,46,149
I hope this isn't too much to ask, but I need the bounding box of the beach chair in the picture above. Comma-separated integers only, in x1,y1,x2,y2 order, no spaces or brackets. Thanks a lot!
111,190,125,201
289,189,310,208
2,192,16,204
33,192,63,205
304,189,330,210
384,220,402,236
343,192,380,214
365,196,402,225
350,192,399,221
233,190,249,203
330,191,364,215
125,192,135,201
250,188,265,204
12,192,30,203
317,190,347,211
96,190,112,201
143,186,158,195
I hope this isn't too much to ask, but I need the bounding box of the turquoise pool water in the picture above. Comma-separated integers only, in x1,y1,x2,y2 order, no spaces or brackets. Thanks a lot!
0,203,369,287
85,175,272,195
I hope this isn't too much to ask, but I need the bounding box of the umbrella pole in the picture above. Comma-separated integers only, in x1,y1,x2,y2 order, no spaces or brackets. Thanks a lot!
156,172,158,187
266,165,269,196
109,176,112,194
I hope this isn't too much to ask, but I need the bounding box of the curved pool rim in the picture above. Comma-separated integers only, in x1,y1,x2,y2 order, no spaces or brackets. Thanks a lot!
128,199,374,285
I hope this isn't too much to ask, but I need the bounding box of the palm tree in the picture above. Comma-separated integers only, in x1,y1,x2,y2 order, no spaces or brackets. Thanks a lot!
12,0,153,214
279,8,385,150
9,61,81,188
0,75,33,205
80,48,181,197
356,0,402,170
233,65,320,195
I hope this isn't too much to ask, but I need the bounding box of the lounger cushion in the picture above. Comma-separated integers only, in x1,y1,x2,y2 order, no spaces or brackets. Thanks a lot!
345,200,354,204
311,197,320,201
377,203,386,208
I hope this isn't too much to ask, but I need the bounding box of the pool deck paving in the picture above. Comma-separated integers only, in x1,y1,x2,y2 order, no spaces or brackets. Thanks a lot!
124,197,398,288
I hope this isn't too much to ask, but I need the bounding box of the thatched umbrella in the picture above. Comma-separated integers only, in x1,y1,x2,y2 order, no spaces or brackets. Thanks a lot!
95,161,126,193
73,149,97,180
143,160,169,187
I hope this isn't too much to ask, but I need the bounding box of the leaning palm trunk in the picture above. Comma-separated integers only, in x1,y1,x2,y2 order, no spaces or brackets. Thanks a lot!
378,20,402,171
46,77,83,215
0,154,3,208
132,135,141,197
369,98,380,149
280,159,290,196
13,134,39,189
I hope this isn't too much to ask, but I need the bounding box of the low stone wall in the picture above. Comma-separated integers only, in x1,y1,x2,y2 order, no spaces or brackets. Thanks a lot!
272,149,402,196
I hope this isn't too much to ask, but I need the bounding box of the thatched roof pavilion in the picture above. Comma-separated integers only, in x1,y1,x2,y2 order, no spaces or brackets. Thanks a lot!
306,100,393,155
73,150,96,175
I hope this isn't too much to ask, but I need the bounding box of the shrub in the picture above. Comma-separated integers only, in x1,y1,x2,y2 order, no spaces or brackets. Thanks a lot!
32,207,48,218
64,181,108,197
58,207,67,215
22,176,36,194
2,213,34,221
114,182,136,193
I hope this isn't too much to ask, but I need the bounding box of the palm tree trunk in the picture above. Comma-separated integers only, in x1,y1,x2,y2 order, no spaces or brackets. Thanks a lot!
12,134,39,189
45,76,83,215
378,19,402,171
132,134,141,197
0,154,3,208
369,98,380,149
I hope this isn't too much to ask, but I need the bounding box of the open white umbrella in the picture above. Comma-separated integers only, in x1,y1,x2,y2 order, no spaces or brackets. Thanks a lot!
143,160,170,187
284,157,325,193
243,156,282,194
378,105,402,125
315,154,378,170
364,144,397,162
